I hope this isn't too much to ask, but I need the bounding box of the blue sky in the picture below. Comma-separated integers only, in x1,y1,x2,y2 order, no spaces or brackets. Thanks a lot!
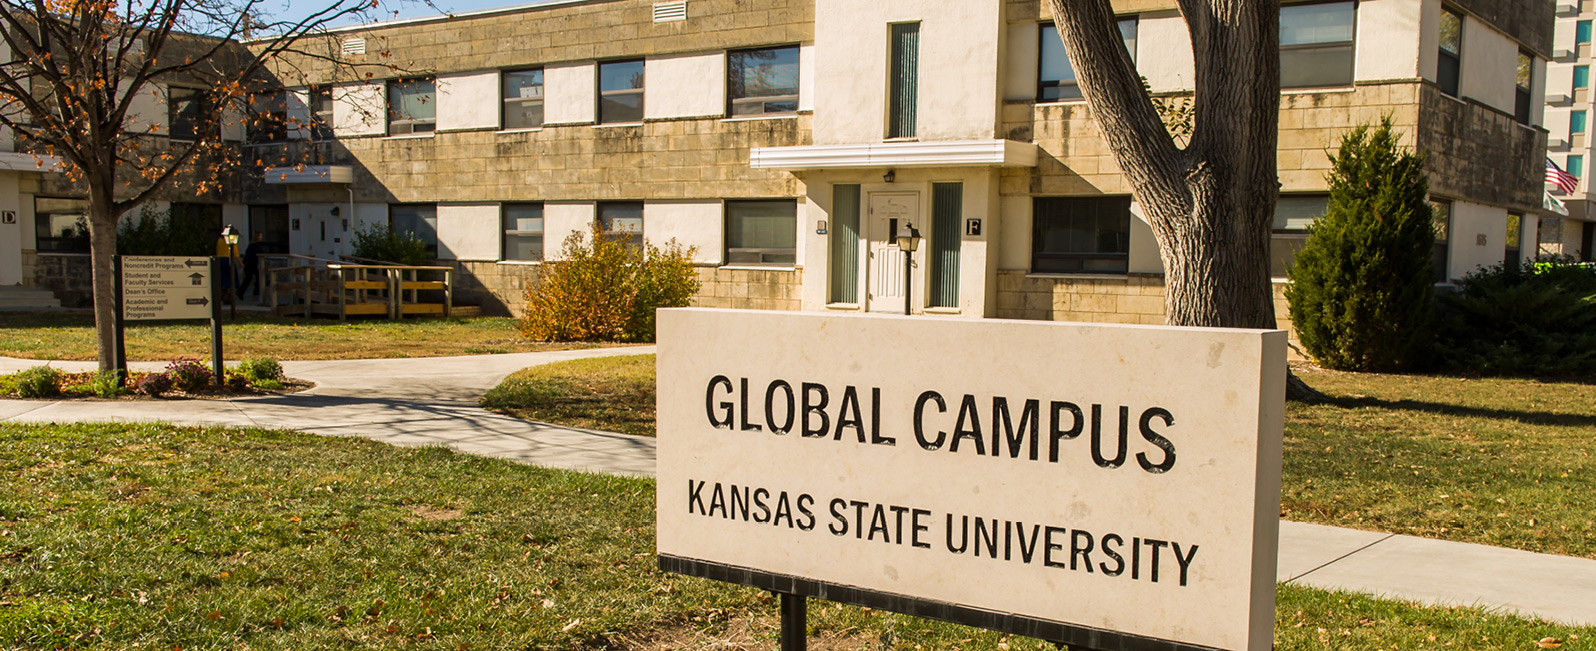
267,0,548,29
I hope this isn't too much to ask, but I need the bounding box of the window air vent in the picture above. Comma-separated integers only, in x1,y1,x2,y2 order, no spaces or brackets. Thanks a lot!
341,37,366,55
653,1,687,22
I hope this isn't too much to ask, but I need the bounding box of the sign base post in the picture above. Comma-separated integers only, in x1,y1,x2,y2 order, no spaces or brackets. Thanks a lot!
210,257,225,389
779,592,806,651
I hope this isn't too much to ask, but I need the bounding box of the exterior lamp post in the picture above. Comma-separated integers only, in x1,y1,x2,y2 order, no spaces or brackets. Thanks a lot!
220,226,240,320
896,221,921,315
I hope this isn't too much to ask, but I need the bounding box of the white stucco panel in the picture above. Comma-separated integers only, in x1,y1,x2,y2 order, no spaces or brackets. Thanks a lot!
544,202,596,260
799,44,817,112
1447,200,1507,280
1546,62,1574,98
645,53,726,120
334,83,386,137
997,194,1030,270
437,72,500,131
813,0,1001,144
1136,13,1196,93
1459,17,1517,115
1003,21,1039,102
1418,0,1441,82
1128,202,1163,275
1354,0,1422,82
437,203,501,261
644,201,723,265
0,174,21,285
544,62,597,125
286,88,312,140
124,81,166,134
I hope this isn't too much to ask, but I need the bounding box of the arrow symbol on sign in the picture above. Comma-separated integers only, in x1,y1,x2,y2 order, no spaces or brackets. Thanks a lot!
185,260,207,268
186,297,209,306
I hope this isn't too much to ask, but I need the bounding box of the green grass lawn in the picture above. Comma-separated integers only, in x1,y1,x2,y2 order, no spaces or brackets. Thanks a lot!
1285,367,1596,559
0,312,596,361
1,422,1587,650
483,355,1596,560
481,355,656,437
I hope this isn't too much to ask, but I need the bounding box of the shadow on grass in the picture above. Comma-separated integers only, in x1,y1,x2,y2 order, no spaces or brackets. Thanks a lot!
1321,395,1596,428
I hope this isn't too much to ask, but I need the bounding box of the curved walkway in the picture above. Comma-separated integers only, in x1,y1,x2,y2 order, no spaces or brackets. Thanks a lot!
0,347,658,476
3,350,1596,628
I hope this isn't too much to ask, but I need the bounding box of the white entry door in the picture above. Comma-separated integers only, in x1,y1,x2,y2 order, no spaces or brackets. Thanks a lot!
296,204,347,260
867,192,919,313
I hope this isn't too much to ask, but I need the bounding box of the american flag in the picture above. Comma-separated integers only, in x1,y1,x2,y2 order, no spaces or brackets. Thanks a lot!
1547,157,1580,194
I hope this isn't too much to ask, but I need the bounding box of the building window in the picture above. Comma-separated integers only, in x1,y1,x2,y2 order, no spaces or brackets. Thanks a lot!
1570,154,1585,179
888,23,920,139
1506,212,1523,266
598,202,644,249
502,69,544,130
387,78,436,135
1031,196,1130,274
1038,20,1139,101
1579,20,1593,45
1515,51,1534,125
33,197,90,253
599,60,645,124
1432,200,1451,282
1576,65,1590,90
248,205,289,249
503,203,544,261
728,46,800,116
309,85,335,139
1574,111,1587,135
168,87,212,141
247,92,287,145
1438,8,1462,97
1038,19,1138,102
1280,2,1355,89
829,185,861,304
1271,195,1328,277
929,183,962,308
724,200,796,265
390,204,438,259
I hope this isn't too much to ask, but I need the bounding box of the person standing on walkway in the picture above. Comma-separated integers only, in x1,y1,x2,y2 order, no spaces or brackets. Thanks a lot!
240,232,265,301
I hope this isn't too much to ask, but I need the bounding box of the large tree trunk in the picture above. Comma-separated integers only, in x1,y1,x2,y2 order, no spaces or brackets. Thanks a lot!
87,178,120,374
1049,0,1324,401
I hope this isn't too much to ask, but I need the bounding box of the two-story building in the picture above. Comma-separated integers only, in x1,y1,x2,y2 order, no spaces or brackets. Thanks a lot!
7,0,1553,328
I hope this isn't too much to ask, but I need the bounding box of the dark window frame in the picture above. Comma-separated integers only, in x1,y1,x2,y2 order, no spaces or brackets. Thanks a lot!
597,201,645,250
598,59,646,125
727,45,801,117
1030,196,1132,275
1506,212,1523,267
502,202,545,262
389,203,439,259
887,22,920,139
308,85,335,140
1515,50,1534,125
387,78,438,136
1438,7,1463,97
724,199,798,266
1271,194,1330,278
502,68,545,130
1432,199,1452,282
1036,18,1139,103
167,86,213,142
246,91,288,146
33,196,91,254
1279,1,1357,90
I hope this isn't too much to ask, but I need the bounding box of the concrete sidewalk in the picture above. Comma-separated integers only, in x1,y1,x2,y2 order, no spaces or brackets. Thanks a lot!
3,350,1595,628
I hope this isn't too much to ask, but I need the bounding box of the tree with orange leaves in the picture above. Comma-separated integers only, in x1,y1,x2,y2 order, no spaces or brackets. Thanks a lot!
0,0,387,374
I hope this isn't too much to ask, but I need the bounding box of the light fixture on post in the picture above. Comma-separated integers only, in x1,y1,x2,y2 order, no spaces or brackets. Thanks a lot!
896,221,921,316
220,225,240,320
883,169,896,184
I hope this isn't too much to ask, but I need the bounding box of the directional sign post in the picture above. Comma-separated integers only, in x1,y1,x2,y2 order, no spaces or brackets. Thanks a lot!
119,256,225,388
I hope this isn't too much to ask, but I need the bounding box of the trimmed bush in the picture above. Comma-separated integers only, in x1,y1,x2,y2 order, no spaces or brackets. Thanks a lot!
352,222,432,265
520,227,700,343
87,370,126,398
166,358,214,393
14,366,62,398
1433,261,1596,376
1286,119,1435,372
136,372,174,397
238,357,285,383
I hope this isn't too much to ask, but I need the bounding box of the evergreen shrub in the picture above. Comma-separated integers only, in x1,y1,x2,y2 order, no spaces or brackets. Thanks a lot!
1286,119,1435,372
14,366,62,398
1434,261,1596,376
